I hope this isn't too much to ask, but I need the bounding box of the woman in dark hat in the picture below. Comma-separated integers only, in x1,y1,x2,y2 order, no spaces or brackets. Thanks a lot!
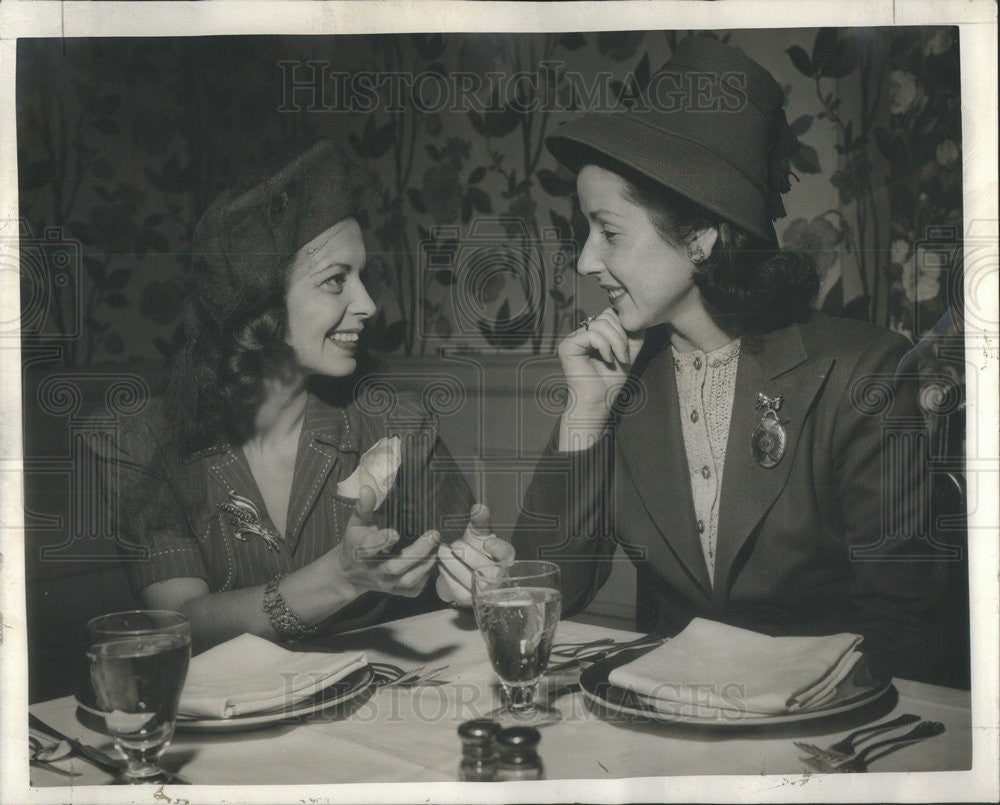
109,141,509,651
513,36,950,683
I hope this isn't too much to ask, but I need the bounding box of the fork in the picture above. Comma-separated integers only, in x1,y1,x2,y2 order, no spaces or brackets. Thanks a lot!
794,713,921,760
29,735,81,778
371,663,450,689
802,721,946,773
546,635,667,673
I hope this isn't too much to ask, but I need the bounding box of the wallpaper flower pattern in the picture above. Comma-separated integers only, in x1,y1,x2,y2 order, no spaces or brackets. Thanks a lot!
17,28,962,366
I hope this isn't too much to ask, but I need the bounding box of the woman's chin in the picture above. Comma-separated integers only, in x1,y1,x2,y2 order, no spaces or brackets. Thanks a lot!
316,358,358,378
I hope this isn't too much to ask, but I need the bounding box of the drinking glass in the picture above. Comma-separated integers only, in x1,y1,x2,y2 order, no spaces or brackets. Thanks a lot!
473,560,562,723
86,610,191,784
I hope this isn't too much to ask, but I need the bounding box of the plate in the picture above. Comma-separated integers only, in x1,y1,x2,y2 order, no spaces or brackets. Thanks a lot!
580,646,892,727
77,665,375,733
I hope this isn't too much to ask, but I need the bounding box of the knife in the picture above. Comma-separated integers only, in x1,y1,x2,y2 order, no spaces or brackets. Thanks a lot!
28,712,123,774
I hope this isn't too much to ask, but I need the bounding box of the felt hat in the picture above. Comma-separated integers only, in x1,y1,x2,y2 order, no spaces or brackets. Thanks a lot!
546,35,795,243
190,140,374,324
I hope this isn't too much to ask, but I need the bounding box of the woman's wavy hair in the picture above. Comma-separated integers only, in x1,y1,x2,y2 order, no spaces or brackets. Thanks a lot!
586,154,820,336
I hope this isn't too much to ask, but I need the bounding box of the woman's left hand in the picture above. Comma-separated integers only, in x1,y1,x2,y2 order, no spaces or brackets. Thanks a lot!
333,486,441,598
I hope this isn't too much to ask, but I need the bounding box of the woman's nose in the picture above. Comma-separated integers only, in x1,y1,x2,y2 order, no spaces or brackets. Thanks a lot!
351,279,377,320
576,236,602,276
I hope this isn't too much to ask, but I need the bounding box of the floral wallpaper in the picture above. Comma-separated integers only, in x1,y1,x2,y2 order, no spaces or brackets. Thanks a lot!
17,28,962,367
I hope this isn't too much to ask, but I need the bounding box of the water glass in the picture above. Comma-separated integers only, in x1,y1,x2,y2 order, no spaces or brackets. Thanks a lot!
86,610,191,784
473,560,562,723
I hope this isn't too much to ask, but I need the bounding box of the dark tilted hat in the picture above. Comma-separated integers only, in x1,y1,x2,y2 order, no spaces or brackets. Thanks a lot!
546,35,795,243
191,140,374,324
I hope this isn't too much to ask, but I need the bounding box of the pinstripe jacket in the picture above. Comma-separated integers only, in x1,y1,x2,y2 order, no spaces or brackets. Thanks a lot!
107,382,474,632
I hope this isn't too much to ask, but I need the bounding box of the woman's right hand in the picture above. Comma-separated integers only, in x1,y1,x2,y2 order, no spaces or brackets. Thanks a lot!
332,486,440,598
557,307,644,449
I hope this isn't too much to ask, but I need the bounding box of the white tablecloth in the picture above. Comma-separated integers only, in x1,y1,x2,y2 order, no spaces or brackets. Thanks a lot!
27,610,972,786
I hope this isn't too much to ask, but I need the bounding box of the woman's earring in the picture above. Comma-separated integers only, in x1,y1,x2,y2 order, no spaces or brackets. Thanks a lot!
689,245,706,264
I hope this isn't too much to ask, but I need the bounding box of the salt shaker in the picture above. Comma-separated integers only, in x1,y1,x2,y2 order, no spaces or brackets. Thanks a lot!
458,719,500,782
496,726,544,781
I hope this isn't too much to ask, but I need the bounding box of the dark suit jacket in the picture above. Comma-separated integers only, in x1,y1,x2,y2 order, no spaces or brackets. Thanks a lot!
513,313,952,683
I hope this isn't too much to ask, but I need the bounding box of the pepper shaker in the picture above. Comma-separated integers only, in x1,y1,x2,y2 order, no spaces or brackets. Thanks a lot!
496,725,544,781
458,719,500,782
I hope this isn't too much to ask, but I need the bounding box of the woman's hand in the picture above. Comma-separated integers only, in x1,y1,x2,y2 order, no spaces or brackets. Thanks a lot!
333,486,440,598
557,307,644,450
436,504,515,607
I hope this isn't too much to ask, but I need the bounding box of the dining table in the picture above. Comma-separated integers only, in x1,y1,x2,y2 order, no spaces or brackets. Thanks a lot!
26,608,972,788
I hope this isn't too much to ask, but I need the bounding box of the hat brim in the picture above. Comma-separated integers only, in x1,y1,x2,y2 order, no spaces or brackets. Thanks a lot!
546,114,775,243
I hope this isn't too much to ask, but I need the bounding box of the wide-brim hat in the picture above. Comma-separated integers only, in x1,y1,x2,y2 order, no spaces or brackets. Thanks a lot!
191,140,375,324
546,35,794,243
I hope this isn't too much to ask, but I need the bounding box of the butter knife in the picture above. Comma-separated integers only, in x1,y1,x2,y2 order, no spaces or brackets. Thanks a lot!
28,713,123,774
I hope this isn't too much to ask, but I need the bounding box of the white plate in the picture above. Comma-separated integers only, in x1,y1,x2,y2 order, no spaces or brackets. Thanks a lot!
580,646,893,727
77,666,375,733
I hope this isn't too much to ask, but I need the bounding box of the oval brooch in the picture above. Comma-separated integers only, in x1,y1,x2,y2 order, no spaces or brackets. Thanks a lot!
752,392,787,469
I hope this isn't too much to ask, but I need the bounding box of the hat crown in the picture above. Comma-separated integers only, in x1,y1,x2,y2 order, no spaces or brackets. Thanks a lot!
662,35,784,115
546,35,794,243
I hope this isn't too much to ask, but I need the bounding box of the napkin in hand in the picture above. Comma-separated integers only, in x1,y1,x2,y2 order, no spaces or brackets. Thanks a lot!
179,633,368,719
337,436,402,509
608,618,863,718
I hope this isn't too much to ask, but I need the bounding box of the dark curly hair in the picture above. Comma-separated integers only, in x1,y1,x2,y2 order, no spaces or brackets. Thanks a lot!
586,154,819,336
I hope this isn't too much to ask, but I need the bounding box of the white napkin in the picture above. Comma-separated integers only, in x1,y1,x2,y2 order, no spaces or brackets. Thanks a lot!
179,634,368,719
337,436,402,509
608,618,863,718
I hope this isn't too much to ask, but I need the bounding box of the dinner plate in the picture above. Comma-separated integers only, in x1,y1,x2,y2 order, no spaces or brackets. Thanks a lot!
76,665,375,733
580,646,892,727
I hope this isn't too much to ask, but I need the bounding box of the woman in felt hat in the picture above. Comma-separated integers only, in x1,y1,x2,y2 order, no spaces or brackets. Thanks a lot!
513,36,950,683
107,141,511,651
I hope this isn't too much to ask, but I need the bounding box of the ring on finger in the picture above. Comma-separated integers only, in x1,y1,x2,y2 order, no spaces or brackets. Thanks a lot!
578,314,597,331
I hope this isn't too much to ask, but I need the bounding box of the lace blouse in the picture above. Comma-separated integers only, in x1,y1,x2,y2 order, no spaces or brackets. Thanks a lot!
671,339,741,585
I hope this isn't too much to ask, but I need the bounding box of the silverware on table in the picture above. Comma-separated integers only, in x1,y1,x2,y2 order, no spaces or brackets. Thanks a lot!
29,735,81,778
370,663,450,689
28,712,123,775
801,721,946,773
794,713,921,760
546,635,667,674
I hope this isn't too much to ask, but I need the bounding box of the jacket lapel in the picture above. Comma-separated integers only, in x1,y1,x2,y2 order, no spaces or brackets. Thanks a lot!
712,325,833,602
617,338,713,596
283,393,357,553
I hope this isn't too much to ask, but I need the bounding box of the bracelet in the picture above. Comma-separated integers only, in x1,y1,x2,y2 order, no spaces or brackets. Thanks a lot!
262,574,319,642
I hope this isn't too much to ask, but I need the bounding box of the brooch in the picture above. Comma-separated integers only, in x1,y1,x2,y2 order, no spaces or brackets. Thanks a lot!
217,489,283,552
751,392,786,468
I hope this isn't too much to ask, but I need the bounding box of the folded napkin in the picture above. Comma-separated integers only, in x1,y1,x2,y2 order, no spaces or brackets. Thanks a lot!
608,619,863,718
179,634,368,719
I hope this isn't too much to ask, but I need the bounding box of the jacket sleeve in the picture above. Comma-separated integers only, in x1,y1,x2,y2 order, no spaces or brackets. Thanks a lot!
92,404,210,594
831,331,950,681
511,424,618,617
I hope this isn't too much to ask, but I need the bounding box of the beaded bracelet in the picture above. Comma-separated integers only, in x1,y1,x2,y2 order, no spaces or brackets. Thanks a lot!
262,574,319,642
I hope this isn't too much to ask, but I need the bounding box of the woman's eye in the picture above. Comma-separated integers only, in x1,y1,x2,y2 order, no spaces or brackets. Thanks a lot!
321,274,346,291
603,229,619,243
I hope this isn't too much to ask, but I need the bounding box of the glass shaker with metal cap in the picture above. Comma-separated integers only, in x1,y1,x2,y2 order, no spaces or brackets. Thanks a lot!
457,719,500,781
496,725,544,781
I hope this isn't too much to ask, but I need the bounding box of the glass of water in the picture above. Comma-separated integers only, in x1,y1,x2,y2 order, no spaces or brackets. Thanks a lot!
86,610,191,784
473,561,562,723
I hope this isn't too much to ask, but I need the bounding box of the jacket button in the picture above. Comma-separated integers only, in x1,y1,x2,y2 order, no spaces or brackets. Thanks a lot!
697,519,705,533
701,465,711,479
690,410,699,423
693,357,703,370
